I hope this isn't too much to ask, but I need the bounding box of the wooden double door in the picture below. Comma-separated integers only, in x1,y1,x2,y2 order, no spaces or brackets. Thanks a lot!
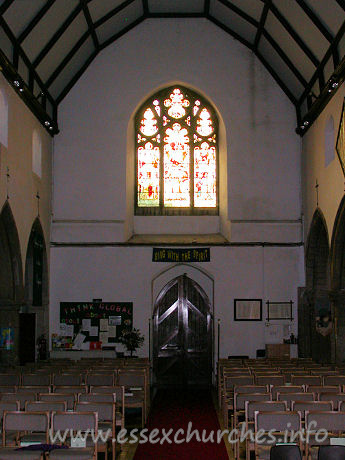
153,274,213,387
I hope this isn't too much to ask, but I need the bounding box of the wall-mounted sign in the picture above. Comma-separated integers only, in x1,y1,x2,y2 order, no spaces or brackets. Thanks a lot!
152,247,210,262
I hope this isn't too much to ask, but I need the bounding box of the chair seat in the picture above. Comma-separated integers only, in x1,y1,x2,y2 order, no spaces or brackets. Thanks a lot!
19,433,47,445
49,447,95,460
0,448,43,460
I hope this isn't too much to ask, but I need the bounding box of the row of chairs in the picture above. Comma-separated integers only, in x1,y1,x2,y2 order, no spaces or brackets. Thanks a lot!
0,409,102,460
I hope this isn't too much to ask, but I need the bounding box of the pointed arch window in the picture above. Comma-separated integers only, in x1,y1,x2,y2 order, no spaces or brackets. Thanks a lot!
135,86,218,215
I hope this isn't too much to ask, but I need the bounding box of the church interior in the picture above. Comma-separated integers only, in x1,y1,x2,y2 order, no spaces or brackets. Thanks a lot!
0,0,345,458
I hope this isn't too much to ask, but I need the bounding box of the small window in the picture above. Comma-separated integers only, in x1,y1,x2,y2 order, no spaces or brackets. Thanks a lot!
135,86,218,215
32,130,42,177
325,115,335,167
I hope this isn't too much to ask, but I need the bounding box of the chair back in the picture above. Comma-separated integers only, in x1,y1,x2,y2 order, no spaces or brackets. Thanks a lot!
292,400,333,417
78,393,115,403
51,410,98,432
3,410,49,434
234,385,268,394
53,374,83,386
75,401,114,423
0,374,20,386
318,445,345,460
22,373,51,386
235,392,271,410
1,392,36,409
39,393,75,410
246,401,287,422
270,444,302,460
277,392,314,409
291,375,322,386
271,385,305,399
86,373,114,386
25,400,66,412
323,375,345,386
255,375,285,386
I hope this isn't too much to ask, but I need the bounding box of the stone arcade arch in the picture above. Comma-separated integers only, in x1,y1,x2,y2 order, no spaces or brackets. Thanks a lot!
330,197,345,363
0,202,23,364
300,209,331,363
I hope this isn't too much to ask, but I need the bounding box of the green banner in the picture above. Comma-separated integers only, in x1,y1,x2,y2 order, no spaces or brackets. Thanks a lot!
152,247,210,262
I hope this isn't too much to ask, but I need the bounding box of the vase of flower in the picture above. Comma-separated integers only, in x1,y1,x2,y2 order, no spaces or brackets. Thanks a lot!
119,328,144,357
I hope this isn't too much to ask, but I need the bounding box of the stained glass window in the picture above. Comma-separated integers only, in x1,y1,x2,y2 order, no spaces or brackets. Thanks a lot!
135,86,218,215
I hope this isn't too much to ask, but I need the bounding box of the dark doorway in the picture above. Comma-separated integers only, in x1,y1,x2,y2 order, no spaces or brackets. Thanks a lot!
19,313,36,365
153,274,213,388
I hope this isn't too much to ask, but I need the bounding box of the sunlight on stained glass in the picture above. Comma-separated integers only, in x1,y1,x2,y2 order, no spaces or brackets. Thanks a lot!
164,88,190,119
194,142,216,207
164,123,190,207
196,108,213,137
140,108,158,136
137,142,160,206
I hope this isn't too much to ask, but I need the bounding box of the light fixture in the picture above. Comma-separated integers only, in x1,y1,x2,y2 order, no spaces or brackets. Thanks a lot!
13,80,20,87
44,121,50,126
303,120,309,126
49,126,53,131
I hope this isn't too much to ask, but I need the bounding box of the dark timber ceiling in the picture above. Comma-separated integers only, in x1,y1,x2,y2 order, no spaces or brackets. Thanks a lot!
0,0,344,135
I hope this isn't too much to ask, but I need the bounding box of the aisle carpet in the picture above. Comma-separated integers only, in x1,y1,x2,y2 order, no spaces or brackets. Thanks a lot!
133,388,229,459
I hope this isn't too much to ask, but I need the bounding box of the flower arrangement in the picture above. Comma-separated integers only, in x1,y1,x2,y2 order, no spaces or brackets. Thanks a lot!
119,328,144,357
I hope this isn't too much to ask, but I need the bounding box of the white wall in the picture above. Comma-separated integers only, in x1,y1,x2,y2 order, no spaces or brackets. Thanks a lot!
51,18,303,359
50,245,302,359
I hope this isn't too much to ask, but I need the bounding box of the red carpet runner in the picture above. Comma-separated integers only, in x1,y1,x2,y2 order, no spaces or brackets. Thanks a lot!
133,389,229,459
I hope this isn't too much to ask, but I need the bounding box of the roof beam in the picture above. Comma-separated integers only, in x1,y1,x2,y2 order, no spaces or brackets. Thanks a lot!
269,2,320,68
255,50,298,106
294,0,333,43
262,30,308,87
204,0,210,16
99,15,146,50
217,0,258,27
32,3,83,68
254,0,271,51
45,30,90,89
94,0,136,28
0,0,14,16
148,12,204,18
207,14,253,50
0,16,55,106
335,0,345,11
143,0,149,16
79,0,99,50
57,16,146,104
17,0,57,44
56,48,98,104
298,20,345,104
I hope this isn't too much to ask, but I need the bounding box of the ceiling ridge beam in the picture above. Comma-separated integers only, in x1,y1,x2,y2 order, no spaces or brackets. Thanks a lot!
79,0,99,50
0,0,14,16
0,16,56,106
269,2,320,68
255,50,298,106
262,30,308,86
216,0,258,27
206,14,253,50
94,0,136,28
298,19,345,104
17,0,57,44
254,0,271,51
32,3,83,68
147,12,205,18
294,0,333,43
45,30,90,89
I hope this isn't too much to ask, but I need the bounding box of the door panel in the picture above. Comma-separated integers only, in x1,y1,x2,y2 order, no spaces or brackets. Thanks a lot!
153,275,212,387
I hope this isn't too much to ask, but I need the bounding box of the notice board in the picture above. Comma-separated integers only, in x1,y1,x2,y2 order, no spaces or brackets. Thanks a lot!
60,302,133,344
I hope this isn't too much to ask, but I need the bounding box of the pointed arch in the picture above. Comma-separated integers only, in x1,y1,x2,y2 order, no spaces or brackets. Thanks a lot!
25,218,48,307
306,208,330,291
0,202,23,304
331,196,345,291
